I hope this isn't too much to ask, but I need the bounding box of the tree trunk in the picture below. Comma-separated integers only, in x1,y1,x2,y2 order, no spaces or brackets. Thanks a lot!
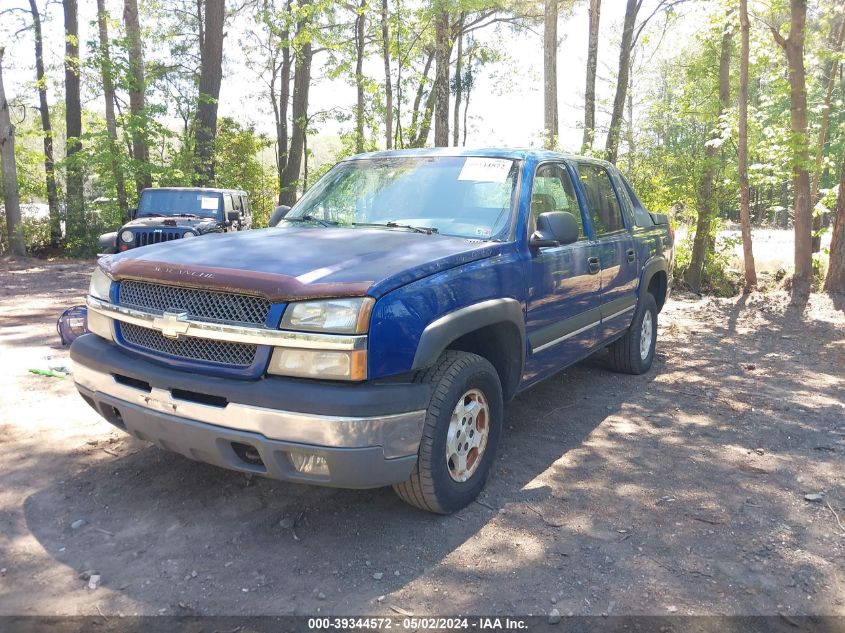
354,0,366,153
0,49,26,256
123,0,151,195
63,0,84,242
543,0,558,149
824,154,845,293
605,0,637,164
194,0,225,185
29,0,60,246
279,4,312,206
452,18,464,147
409,50,434,142
737,0,757,290
772,0,812,302
433,7,450,147
271,2,292,205
810,16,845,252
684,27,731,293
462,45,473,147
582,0,600,151
97,0,129,221
381,0,393,149
625,53,635,171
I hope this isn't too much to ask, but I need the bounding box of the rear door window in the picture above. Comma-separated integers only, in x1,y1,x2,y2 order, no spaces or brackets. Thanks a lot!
619,175,653,227
577,163,626,236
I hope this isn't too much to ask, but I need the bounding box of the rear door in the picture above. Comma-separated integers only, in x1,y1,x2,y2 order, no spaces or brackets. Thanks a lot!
576,162,639,341
523,162,602,385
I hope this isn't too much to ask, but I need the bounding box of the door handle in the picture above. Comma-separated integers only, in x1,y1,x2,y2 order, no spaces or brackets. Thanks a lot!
588,256,600,274
626,248,636,263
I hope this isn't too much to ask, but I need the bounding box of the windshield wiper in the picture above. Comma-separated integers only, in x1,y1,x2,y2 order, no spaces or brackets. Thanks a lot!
173,213,201,218
284,215,338,228
138,213,164,217
353,221,438,235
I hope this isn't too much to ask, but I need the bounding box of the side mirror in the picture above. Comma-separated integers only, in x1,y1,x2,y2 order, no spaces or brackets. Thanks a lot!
530,211,580,248
268,205,291,227
129,207,137,220
226,210,240,223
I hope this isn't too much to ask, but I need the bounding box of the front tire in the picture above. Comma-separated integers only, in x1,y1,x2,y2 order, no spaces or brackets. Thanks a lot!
393,351,503,514
608,292,658,375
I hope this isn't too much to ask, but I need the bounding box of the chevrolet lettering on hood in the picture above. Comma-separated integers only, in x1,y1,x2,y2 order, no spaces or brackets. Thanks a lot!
153,266,215,279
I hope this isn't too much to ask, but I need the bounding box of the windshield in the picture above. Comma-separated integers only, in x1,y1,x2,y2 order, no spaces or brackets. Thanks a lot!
137,190,222,218
286,156,519,240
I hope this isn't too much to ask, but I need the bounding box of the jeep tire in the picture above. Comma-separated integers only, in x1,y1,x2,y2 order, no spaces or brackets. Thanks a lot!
393,351,503,514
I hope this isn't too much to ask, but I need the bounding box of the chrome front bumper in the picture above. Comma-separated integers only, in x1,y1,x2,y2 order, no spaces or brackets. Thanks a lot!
71,336,427,488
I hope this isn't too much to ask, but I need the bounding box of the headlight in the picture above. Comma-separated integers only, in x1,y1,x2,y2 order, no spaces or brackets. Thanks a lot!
182,230,197,239
268,348,367,381
120,230,134,243
280,298,374,334
88,267,112,300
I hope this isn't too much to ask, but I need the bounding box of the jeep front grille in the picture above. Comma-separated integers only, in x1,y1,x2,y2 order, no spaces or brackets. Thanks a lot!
120,322,257,367
133,230,183,247
119,281,272,326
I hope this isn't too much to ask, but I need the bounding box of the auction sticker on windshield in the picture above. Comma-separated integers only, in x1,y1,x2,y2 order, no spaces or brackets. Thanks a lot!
458,157,512,183
200,196,219,210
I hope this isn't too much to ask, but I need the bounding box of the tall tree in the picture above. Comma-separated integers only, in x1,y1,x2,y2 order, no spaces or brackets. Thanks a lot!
28,0,60,247
63,0,84,241
737,0,756,290
96,0,129,220
685,25,731,292
824,155,845,293
582,0,600,151
0,48,25,256
354,0,367,153
194,0,226,185
810,16,845,252
433,5,450,147
279,0,313,206
123,0,151,194
381,0,393,149
543,0,558,149
452,15,464,147
770,0,812,302
605,0,637,163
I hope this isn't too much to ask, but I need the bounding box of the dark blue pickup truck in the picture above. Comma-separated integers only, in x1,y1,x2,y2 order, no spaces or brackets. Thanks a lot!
72,149,673,514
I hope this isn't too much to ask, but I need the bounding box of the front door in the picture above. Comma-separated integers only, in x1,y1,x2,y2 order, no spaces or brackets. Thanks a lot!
523,162,602,386
576,162,639,340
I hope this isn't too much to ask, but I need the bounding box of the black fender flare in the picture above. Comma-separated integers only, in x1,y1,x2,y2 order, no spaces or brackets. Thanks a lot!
639,255,669,304
97,232,118,255
412,298,526,373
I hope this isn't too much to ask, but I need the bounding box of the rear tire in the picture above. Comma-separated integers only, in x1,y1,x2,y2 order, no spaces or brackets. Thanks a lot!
393,351,502,514
608,292,658,375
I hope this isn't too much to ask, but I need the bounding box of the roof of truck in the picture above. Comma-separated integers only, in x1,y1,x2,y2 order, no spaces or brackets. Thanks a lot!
141,187,248,195
344,147,614,167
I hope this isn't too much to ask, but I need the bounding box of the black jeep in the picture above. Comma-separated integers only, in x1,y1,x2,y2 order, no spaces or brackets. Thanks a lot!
98,187,252,254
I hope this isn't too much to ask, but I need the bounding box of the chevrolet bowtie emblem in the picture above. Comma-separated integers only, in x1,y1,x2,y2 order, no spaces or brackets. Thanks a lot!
153,311,190,339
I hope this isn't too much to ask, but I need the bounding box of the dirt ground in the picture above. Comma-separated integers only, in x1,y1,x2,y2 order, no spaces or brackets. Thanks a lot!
0,256,843,618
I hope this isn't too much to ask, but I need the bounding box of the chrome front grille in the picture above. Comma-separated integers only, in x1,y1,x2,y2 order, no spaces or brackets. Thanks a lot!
119,281,272,326
120,323,257,367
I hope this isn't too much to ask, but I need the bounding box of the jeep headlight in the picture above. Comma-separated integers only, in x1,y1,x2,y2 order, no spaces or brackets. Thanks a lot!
280,298,374,334
182,230,197,239
88,267,112,301
120,230,134,243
